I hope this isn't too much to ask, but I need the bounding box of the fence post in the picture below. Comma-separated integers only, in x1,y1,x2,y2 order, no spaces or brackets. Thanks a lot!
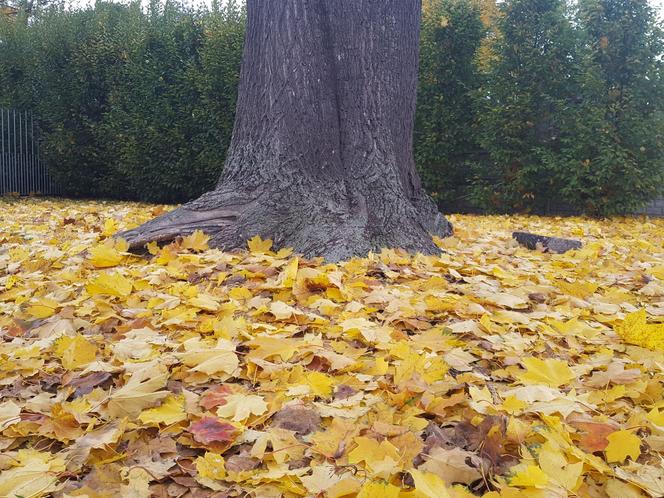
1,108,4,193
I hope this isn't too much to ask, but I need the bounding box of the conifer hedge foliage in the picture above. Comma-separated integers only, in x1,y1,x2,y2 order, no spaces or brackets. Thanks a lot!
0,0,244,203
1,0,662,214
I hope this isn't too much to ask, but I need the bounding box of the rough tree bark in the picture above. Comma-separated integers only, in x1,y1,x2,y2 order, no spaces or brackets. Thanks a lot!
121,0,452,261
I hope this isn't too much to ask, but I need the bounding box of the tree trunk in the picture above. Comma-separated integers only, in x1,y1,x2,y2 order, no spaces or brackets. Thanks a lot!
121,0,452,261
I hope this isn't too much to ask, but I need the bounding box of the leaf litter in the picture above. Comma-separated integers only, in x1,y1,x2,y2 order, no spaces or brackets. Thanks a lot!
0,198,663,497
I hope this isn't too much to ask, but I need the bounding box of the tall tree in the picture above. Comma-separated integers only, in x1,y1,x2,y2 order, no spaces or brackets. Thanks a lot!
473,0,578,212
122,0,451,261
552,0,664,215
415,0,485,209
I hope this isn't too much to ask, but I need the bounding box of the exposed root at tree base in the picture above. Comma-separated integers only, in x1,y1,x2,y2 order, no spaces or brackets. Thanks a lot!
119,187,452,262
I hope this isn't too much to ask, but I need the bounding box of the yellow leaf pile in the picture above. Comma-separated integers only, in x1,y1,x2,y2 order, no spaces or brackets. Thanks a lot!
0,198,663,498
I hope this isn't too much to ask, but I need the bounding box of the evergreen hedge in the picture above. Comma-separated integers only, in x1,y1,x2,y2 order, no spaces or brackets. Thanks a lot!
0,0,662,215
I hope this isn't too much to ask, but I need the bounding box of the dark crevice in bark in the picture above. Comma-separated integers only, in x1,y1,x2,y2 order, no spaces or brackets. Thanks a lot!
319,0,344,171
120,0,452,262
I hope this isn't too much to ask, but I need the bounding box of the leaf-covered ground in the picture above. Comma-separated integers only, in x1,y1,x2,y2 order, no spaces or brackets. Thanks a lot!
1,198,663,498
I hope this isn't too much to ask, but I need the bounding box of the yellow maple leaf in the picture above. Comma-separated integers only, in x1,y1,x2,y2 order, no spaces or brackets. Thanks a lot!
25,297,59,318
54,334,97,369
182,230,210,252
196,452,226,480
188,293,220,312
5,274,19,290
410,469,453,498
0,450,64,498
0,400,21,430
538,440,583,491
605,477,649,498
305,371,334,397
340,317,392,344
270,300,301,320
517,357,575,388
325,477,364,498
216,393,267,422
89,242,123,268
615,309,664,352
247,336,299,361
649,264,664,280
178,338,239,376
138,395,187,426
247,235,273,253
228,286,253,300
509,464,549,488
647,407,664,428
278,257,299,288
311,418,358,458
86,271,133,297
348,436,402,478
300,463,348,495
105,362,169,418
605,429,641,463
557,280,599,299
146,240,160,255
101,218,120,237
501,395,528,414
120,467,151,498
356,481,401,498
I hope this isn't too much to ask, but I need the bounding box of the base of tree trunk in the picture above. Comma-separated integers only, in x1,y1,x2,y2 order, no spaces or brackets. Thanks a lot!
120,1,455,260
120,180,452,262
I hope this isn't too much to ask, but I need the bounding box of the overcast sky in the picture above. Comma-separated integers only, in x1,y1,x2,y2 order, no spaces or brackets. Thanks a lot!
650,0,664,16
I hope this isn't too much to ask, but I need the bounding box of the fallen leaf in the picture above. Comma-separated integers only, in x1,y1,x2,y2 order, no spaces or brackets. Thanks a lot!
216,393,267,422
517,357,575,388
189,417,239,446
182,230,210,251
410,469,453,498
86,271,132,297
54,334,97,370
138,395,187,426
419,446,482,484
606,430,642,464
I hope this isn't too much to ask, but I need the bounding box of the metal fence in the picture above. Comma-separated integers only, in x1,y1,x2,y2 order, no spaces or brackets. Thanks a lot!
1,108,59,195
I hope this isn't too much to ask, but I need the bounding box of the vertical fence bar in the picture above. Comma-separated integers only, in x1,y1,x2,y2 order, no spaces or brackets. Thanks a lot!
25,110,30,194
18,109,22,193
7,109,10,193
22,110,27,194
19,110,23,194
14,109,19,193
31,112,35,194
37,116,44,194
25,111,34,195
36,117,43,194
35,114,44,194
3,108,6,194
9,107,12,193
12,109,16,193
15,109,18,193
3,108,6,193
2,109,6,193
24,110,29,194
1,108,5,194
3,108,5,193
18,110,22,194
19,110,23,193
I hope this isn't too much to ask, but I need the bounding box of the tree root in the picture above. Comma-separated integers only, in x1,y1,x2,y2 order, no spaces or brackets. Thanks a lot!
119,185,452,262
